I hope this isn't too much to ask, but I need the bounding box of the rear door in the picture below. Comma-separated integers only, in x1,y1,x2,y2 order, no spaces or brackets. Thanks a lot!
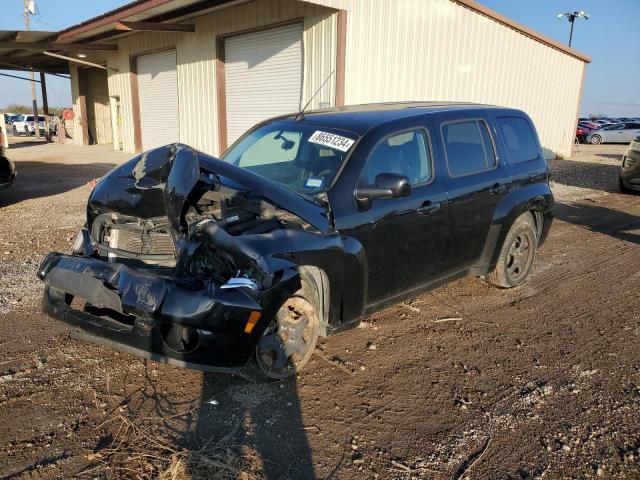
623,123,640,142
434,112,512,273
602,123,625,143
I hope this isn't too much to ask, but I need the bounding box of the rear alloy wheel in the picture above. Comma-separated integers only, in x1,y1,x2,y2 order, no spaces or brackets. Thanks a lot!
255,296,319,380
487,212,538,288
590,134,602,145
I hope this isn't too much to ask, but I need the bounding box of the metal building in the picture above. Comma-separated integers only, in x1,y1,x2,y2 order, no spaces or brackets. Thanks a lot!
40,0,591,158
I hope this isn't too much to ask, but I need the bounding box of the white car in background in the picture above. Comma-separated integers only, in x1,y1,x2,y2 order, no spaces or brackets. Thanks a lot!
12,115,46,136
587,122,640,145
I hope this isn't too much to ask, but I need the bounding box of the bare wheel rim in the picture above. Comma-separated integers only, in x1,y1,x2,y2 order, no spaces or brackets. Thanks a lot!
256,298,317,378
505,231,534,283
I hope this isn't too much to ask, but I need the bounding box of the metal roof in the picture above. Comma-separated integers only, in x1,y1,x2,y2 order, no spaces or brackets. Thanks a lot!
0,0,589,75
0,30,70,74
56,0,256,43
53,0,590,63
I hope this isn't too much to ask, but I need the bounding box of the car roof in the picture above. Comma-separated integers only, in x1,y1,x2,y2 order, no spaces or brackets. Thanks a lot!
274,102,514,136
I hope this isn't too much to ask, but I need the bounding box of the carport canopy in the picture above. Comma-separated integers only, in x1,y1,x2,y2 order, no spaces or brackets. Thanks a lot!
0,30,71,74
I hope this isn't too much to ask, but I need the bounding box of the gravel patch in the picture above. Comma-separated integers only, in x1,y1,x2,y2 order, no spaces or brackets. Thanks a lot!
0,259,40,314
549,144,626,202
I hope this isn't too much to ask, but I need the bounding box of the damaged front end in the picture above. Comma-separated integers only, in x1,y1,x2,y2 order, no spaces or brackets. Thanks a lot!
38,144,333,373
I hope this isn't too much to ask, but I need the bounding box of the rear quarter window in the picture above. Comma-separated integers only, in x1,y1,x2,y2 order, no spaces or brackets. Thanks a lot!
496,116,539,163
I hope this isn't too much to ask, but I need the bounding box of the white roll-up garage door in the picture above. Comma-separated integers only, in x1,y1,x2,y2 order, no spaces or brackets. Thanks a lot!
225,23,303,145
137,49,179,151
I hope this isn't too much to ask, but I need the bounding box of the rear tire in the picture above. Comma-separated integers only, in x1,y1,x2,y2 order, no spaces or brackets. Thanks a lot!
590,135,602,145
487,212,538,288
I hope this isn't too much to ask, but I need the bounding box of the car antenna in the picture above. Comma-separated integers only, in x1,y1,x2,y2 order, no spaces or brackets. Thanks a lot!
295,70,335,122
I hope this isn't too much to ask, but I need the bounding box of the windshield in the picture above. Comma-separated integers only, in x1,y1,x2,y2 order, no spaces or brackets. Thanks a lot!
221,122,357,195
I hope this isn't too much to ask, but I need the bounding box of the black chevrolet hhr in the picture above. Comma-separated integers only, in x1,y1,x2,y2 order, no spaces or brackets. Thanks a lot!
39,102,553,379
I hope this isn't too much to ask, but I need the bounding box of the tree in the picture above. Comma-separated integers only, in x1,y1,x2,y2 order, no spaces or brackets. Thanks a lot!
2,103,65,117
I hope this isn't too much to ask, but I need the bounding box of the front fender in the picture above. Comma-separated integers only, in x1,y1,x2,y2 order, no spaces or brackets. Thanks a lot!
478,183,554,270
222,227,366,330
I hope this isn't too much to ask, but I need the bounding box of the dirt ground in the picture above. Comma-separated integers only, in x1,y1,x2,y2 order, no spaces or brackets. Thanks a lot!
0,139,638,479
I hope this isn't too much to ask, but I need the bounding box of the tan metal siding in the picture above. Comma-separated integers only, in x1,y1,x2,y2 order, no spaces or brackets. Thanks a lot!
338,0,584,158
105,0,337,156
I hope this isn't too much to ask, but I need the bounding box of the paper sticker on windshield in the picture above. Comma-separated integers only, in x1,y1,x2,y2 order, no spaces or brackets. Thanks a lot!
305,178,323,188
308,131,355,152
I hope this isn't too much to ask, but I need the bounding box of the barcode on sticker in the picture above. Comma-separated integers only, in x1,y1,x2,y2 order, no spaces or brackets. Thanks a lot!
306,178,323,188
308,131,355,152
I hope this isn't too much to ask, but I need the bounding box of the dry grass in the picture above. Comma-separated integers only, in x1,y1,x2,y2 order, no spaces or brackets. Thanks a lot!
77,411,256,479
75,366,259,480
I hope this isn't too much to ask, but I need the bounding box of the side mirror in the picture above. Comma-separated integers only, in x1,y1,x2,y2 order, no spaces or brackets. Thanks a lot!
355,172,411,209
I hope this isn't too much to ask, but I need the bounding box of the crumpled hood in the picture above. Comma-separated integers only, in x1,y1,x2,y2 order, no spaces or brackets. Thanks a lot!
87,144,331,236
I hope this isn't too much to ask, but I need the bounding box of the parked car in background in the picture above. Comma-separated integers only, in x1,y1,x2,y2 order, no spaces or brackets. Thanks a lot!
0,126,16,189
12,115,46,136
576,126,589,142
38,102,554,379
587,123,640,144
578,121,599,130
620,136,640,193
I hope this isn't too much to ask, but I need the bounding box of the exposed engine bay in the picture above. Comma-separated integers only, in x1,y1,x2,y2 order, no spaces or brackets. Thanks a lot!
85,144,330,290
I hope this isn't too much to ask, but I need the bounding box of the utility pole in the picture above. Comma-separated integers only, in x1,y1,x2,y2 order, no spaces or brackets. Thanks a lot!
23,0,40,140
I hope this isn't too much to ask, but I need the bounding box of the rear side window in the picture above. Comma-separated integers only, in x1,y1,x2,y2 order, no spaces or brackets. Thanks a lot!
496,116,539,163
442,120,496,177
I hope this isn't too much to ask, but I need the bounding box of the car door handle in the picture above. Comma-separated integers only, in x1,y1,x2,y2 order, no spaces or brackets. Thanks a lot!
417,201,441,215
490,183,510,195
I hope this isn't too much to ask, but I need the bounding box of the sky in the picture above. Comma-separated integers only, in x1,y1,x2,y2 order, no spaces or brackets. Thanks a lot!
0,0,130,110
0,0,638,116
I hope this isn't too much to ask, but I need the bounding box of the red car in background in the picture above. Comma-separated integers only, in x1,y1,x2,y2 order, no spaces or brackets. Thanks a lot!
576,121,599,143
576,126,588,142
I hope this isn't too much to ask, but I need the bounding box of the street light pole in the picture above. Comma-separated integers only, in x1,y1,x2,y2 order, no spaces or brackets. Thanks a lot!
557,11,590,47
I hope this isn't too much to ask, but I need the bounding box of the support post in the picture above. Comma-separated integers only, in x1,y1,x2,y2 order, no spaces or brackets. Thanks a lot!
78,94,90,146
24,0,40,140
39,72,51,142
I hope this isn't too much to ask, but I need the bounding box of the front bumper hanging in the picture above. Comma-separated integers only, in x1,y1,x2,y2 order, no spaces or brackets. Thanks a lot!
38,253,298,372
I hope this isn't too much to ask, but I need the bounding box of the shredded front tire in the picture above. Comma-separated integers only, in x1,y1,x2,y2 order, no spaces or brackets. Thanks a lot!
252,294,319,381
